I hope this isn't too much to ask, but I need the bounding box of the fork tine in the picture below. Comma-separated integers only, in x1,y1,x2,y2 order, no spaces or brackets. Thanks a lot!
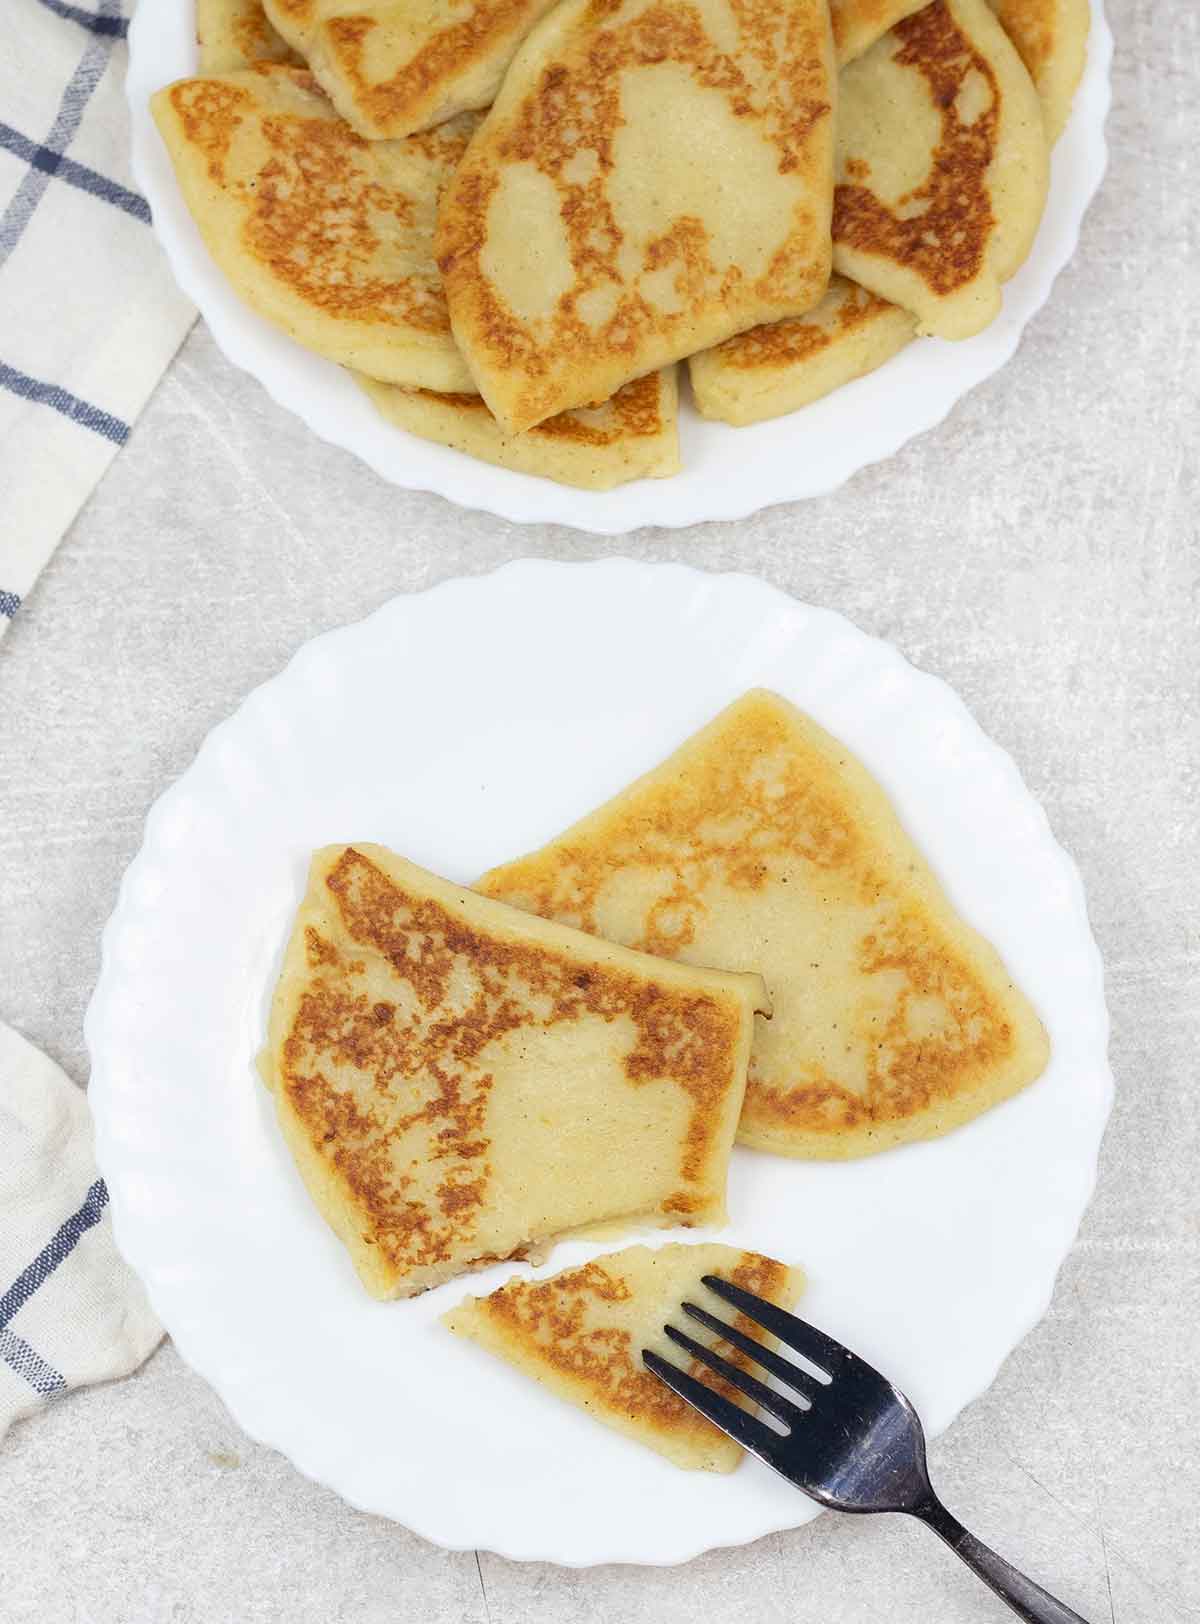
641,1349,783,1458
701,1275,856,1380
662,1324,804,1429
681,1301,816,1400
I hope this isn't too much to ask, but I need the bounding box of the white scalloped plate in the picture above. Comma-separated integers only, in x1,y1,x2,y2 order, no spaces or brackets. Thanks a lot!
87,560,1111,1565
126,5,1111,534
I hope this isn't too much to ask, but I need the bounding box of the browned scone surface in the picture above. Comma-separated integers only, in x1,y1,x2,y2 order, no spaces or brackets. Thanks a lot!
706,279,898,373
436,0,836,432
263,0,564,137
479,690,1050,1158
831,0,1047,339
152,66,480,389
834,2,1003,300
267,845,766,1295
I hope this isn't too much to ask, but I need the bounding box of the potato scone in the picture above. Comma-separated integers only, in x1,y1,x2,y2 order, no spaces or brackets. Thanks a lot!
689,275,916,425
151,65,479,391
357,368,680,489
261,0,562,138
265,845,767,1298
986,0,1090,143
478,690,1050,1160
833,0,1048,339
445,1244,804,1471
196,0,302,71
436,0,836,433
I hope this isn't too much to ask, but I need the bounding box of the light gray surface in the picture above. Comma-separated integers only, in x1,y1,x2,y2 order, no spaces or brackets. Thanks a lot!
1,1,1198,1617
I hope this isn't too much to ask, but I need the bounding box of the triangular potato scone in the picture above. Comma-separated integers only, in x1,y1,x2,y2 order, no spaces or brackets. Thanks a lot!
357,368,680,489
478,691,1050,1160
833,0,1048,339
986,0,1090,143
151,66,479,391
689,275,916,425
196,0,302,71
445,1244,804,1471
266,846,767,1297
436,0,836,434
261,0,562,138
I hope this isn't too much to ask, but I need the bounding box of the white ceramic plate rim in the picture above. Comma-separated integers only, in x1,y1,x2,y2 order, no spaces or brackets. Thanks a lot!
86,559,1113,1565
126,3,1112,534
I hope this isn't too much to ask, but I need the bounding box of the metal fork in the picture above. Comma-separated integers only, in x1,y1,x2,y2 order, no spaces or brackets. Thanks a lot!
644,1275,1090,1624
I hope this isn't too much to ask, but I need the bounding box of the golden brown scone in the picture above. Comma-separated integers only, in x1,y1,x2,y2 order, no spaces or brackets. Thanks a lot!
833,0,1048,339
266,845,768,1297
151,65,479,390
446,1244,804,1470
261,0,562,138
357,368,680,488
196,0,302,71
986,0,1090,143
479,690,1050,1160
436,0,836,433
689,276,916,425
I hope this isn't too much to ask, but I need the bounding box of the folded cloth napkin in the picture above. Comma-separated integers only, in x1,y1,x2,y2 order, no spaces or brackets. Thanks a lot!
0,1021,161,1442
0,0,195,641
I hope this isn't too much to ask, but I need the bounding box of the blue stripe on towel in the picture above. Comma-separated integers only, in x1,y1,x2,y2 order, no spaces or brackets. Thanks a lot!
0,0,125,265
0,362,130,444
33,0,128,38
0,1179,110,1331
0,122,150,223
0,1327,67,1395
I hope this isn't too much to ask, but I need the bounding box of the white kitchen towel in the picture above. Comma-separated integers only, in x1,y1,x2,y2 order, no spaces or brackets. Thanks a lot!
0,1021,162,1442
0,0,195,640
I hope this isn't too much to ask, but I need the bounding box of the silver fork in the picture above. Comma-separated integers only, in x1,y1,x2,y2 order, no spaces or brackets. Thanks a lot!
644,1275,1091,1624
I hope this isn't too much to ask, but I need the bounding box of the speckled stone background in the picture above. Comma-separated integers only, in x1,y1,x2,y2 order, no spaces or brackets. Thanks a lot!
1,1,1197,1619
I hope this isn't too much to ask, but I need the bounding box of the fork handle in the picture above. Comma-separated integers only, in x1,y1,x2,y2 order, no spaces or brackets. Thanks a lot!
914,1497,1092,1623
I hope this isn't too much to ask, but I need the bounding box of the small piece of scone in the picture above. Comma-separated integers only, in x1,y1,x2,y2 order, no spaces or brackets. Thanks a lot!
479,690,1051,1161
445,1244,804,1471
358,369,680,489
265,845,768,1298
689,276,916,425
833,0,1049,339
151,66,479,391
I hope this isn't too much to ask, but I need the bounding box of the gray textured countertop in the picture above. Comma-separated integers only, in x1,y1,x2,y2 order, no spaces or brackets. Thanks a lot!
2,2,1198,1618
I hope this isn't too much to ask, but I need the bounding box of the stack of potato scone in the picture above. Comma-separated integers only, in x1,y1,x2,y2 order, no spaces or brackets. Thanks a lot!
155,0,1089,485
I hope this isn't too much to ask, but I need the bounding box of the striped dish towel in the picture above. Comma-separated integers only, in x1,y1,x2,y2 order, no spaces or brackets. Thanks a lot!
0,1022,161,1440
0,0,195,639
